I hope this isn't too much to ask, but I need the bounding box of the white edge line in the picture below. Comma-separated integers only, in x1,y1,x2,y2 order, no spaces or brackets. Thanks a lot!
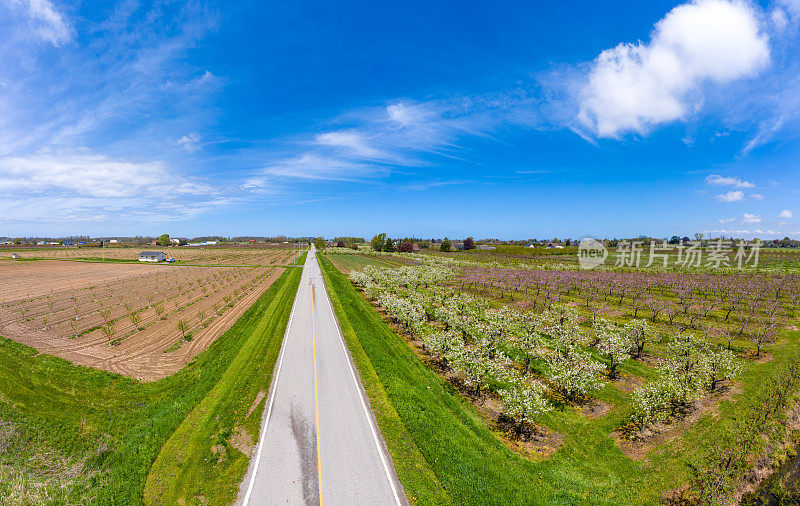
316,255,403,506
241,260,304,505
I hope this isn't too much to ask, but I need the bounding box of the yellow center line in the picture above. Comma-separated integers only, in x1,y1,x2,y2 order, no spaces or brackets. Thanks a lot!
312,279,323,506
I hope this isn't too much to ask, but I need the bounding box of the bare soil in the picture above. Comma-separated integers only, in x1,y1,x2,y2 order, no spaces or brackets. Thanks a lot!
578,398,612,420
0,260,283,381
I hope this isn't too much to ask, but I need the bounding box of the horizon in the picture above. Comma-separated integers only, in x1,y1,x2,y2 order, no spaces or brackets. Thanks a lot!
1,0,799,239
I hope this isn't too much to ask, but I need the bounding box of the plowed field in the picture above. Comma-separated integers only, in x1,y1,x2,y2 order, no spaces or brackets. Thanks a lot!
0,261,283,380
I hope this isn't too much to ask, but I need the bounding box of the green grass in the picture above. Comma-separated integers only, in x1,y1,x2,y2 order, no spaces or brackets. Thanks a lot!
325,252,408,274
317,252,800,504
0,266,301,504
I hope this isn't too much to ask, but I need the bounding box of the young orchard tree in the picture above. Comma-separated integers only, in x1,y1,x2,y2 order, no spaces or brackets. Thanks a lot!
99,308,112,326
748,319,779,357
101,323,115,346
177,319,189,342
711,324,736,351
698,348,741,392
660,332,706,406
546,344,604,402
596,325,630,379
421,330,460,370
630,379,673,429
624,319,655,358
450,346,498,397
129,312,142,333
514,326,543,374
69,320,78,339
197,310,206,329
498,379,551,434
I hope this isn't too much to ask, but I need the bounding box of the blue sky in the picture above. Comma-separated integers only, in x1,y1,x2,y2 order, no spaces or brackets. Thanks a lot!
1,0,799,240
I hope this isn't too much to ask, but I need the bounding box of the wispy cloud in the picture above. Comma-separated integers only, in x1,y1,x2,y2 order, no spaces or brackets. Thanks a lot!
178,133,202,153
742,212,762,223
0,151,214,198
3,0,73,46
243,97,523,190
779,209,794,218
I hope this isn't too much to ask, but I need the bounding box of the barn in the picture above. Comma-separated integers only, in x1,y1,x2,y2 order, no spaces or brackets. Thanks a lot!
138,251,167,262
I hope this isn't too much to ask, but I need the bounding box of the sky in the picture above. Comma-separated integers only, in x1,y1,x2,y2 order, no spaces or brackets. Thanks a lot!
1,0,799,240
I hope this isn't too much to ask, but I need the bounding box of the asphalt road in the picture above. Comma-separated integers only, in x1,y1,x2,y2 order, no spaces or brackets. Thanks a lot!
238,247,405,505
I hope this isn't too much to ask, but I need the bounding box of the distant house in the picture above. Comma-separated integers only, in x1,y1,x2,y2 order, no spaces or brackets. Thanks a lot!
411,243,421,252
476,244,496,250
109,239,119,244
138,251,167,262
11,253,18,259
525,243,536,248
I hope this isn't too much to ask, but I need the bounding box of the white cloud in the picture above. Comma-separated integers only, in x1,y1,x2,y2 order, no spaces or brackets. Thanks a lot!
578,0,770,137
779,209,794,218
705,174,755,187
743,212,762,223
718,217,736,223
750,193,765,200
717,190,745,202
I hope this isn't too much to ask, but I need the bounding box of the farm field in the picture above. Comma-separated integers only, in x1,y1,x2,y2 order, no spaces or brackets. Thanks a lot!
0,260,283,380
327,252,416,274
323,250,800,503
0,245,300,266
424,244,800,272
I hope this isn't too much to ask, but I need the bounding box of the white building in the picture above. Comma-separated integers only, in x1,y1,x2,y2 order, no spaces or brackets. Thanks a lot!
138,251,167,262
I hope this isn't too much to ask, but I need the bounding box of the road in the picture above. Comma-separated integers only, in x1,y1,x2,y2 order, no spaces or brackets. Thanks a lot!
238,246,405,505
